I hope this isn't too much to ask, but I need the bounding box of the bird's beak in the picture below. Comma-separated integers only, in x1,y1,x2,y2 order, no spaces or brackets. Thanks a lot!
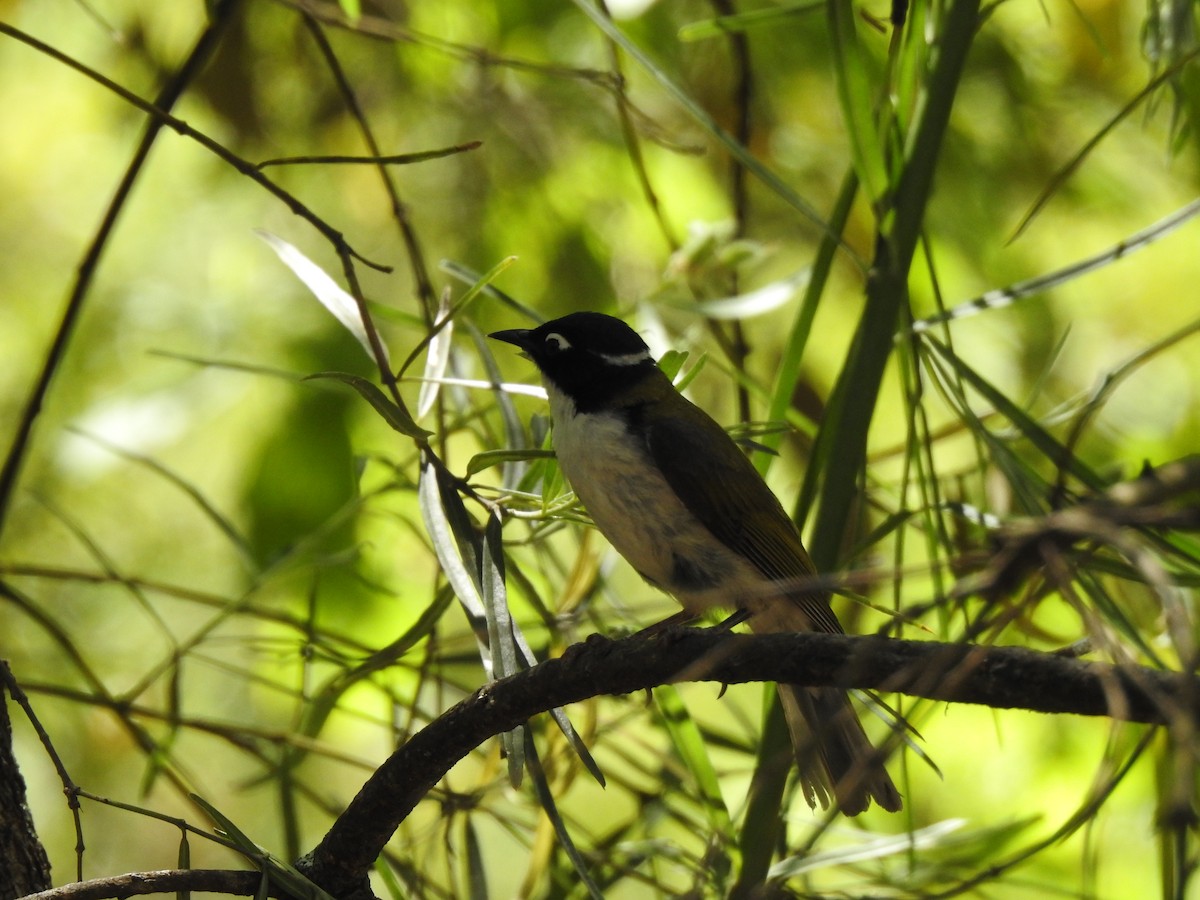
488,328,535,353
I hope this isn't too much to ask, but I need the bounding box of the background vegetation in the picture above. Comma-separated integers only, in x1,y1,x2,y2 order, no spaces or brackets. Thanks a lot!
2,0,1199,897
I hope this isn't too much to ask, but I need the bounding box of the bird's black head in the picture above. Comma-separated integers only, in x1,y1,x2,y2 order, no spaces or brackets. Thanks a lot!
489,312,658,411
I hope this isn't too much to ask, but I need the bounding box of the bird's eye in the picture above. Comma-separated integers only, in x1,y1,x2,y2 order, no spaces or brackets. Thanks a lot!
544,333,570,354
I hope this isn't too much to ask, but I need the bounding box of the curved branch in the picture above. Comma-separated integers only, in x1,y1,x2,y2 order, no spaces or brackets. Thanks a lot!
18,870,263,900
299,629,1199,897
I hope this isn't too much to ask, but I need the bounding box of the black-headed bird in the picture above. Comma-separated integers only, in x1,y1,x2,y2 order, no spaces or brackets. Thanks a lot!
491,312,901,814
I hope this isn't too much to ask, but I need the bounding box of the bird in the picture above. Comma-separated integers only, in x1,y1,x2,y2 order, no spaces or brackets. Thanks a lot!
490,311,901,814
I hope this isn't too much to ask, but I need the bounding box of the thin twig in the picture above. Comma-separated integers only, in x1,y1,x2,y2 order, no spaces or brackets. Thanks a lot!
299,14,440,325
256,143,481,169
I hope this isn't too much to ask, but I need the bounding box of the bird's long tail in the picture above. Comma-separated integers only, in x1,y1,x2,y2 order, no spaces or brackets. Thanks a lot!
776,683,902,815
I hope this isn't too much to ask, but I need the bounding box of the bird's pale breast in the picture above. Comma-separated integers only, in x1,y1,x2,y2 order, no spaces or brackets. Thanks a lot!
548,383,764,615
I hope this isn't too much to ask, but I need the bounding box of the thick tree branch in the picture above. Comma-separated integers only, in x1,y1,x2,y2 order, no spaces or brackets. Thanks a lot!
298,629,1199,897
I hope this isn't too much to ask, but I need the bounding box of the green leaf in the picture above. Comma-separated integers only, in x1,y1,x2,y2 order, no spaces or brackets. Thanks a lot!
655,686,734,841
657,349,689,382
464,818,489,900
690,270,810,320
307,371,432,440
771,817,966,878
177,832,191,900
731,687,792,893
417,289,453,420
396,255,517,378
762,169,857,477
481,512,525,785
679,1,822,41
192,796,333,900
258,231,389,366
827,0,889,205
466,448,556,479
290,584,457,765
417,455,489,657
672,351,708,393
924,335,1106,491
524,731,605,900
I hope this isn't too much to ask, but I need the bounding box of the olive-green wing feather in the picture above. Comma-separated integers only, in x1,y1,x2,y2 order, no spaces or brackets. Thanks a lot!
634,396,843,635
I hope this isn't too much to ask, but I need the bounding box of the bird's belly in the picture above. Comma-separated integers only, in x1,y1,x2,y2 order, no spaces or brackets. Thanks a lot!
550,404,761,615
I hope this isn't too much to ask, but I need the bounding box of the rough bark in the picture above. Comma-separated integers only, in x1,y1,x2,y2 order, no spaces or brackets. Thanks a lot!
1,671,52,899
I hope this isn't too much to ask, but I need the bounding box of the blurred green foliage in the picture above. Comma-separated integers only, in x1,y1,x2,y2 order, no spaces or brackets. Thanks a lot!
1,0,1199,897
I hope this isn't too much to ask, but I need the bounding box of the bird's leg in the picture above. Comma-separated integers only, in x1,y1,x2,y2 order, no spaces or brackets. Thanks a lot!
713,607,751,632
634,609,698,637
710,608,752,698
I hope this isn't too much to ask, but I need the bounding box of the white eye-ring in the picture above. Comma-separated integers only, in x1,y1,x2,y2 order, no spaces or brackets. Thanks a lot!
544,333,571,353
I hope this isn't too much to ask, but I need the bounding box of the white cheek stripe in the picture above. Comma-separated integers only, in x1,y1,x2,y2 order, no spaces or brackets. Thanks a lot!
597,349,652,366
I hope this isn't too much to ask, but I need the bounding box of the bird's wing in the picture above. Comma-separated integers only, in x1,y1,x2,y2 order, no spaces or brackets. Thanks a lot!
636,400,843,635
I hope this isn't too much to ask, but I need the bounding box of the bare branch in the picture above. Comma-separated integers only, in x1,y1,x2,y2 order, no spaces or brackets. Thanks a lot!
17,869,264,900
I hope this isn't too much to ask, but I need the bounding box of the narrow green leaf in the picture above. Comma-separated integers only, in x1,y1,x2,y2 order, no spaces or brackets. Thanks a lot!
482,512,525,785
524,731,605,900
308,372,431,439
672,351,708,393
193,794,335,900
924,336,1105,491
466,449,556,479
177,832,190,900
763,168,857,477
679,1,822,41
417,289,453,419
191,793,260,855
440,259,545,323
808,0,982,569
771,817,969,878
396,255,517,378
417,456,490,662
690,270,810,320
655,686,734,840
731,687,792,894
373,858,407,900
464,818,489,900
827,0,889,204
258,231,389,366
657,349,689,382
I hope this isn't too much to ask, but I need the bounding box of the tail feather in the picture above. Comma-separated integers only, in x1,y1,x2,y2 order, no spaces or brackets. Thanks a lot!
749,597,903,815
778,684,902,815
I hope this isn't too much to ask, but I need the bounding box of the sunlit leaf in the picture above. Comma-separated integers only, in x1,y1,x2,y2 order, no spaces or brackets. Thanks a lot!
771,818,968,878
417,289,453,420
690,270,810,320
258,230,389,366
466,448,556,479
